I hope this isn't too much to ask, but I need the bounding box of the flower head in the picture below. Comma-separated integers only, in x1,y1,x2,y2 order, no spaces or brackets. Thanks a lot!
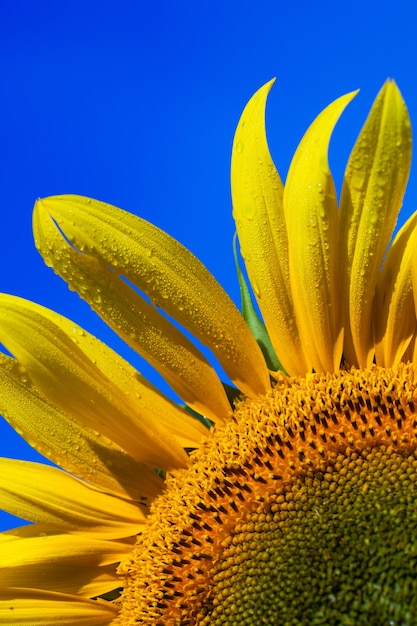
1,79,417,625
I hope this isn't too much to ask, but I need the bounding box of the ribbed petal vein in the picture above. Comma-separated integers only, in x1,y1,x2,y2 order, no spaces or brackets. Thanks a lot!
340,80,412,367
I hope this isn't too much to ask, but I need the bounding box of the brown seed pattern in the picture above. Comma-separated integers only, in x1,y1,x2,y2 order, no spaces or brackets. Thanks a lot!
116,364,417,625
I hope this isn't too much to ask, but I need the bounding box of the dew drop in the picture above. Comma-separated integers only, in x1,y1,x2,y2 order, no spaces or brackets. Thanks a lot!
318,202,327,220
369,210,380,226
236,141,243,154
243,201,256,221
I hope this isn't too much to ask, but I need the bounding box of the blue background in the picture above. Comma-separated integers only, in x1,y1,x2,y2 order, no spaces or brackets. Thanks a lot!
1,0,417,530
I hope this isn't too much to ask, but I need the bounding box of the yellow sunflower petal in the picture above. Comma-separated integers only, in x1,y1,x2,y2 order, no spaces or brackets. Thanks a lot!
284,91,358,373
33,195,270,397
412,232,417,314
401,330,417,363
32,294,209,446
340,80,412,367
0,532,130,569
0,294,189,470
231,79,308,376
0,525,130,597
32,205,230,424
374,212,417,367
0,588,118,625
0,458,145,534
0,290,209,446
1,563,120,599
0,354,163,502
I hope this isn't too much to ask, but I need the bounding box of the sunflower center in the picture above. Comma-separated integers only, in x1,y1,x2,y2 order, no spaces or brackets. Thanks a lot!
117,364,417,625
200,446,417,625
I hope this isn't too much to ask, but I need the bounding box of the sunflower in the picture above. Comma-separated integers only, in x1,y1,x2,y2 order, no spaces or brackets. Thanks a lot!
1,77,416,625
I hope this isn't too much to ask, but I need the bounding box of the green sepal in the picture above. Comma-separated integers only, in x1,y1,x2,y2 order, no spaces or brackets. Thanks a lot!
233,234,284,372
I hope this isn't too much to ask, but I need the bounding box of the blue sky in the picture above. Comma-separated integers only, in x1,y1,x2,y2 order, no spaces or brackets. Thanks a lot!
1,0,417,529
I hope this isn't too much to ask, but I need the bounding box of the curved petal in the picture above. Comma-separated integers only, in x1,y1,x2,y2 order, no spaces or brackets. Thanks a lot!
412,228,417,315
401,330,417,363
340,80,412,367
0,525,130,597
231,79,308,375
374,212,417,367
0,354,163,502
284,91,357,372
0,295,190,470
0,458,145,534
33,195,270,397
1,563,120,599
33,206,231,423
0,532,130,569
0,588,118,625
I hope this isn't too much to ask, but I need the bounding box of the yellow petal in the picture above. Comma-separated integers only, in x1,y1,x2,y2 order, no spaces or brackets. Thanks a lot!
0,529,130,596
374,212,417,367
0,532,130,569
0,588,118,625
33,195,270,397
401,329,417,363
0,295,189,470
412,228,417,316
340,80,412,367
0,354,163,502
231,79,308,375
0,525,130,597
284,91,358,372
0,458,145,535
32,205,230,423
1,563,119,599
